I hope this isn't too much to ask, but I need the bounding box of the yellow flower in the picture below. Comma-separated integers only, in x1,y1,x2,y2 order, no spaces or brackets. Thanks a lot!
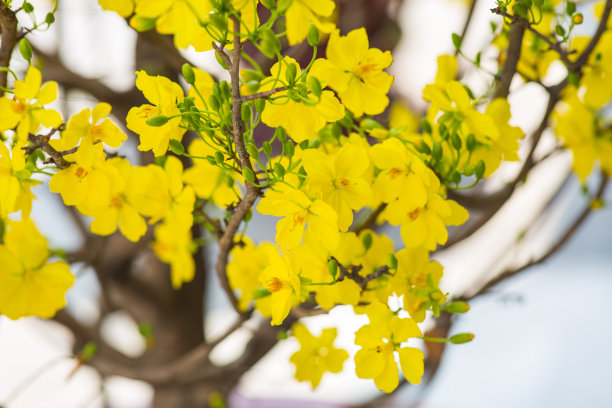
259,249,301,326
289,322,348,389
257,183,339,250
79,158,148,242
126,70,186,156
390,247,445,322
354,302,424,392
49,141,119,212
0,219,74,320
0,141,38,218
98,0,134,17
152,221,195,289
310,28,393,117
303,143,372,231
227,238,278,312
0,66,62,141
131,0,214,51
261,57,344,143
285,0,336,45
51,102,126,152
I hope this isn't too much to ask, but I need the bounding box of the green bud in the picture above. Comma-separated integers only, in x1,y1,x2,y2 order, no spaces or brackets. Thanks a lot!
262,141,272,157
307,24,320,46
475,51,481,67
466,133,476,151
209,12,228,33
330,123,342,139
572,13,583,25
245,80,261,93
417,140,431,155
241,68,264,82
360,118,383,131
260,0,275,9
241,102,252,124
284,140,295,158
252,287,271,299
442,301,471,314
475,160,485,179
215,51,229,70
45,12,55,25
23,2,34,13
146,115,170,127
421,118,432,134
215,151,224,164
206,155,217,165
260,28,281,59
208,95,221,110
255,98,266,113
285,63,297,84
450,170,461,185
450,333,475,344
362,232,372,251
299,139,309,150
309,138,320,149
242,167,256,183
277,330,288,340
19,38,32,61
168,139,185,155
274,126,287,143
220,81,231,100
566,1,576,16
463,163,475,176
386,253,398,270
247,144,259,159
274,162,285,177
432,141,443,161
451,133,462,150
328,259,338,279
182,63,196,85
308,76,322,97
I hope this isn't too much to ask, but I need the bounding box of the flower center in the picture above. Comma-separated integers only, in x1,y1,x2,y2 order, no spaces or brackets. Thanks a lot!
354,63,377,79
389,168,404,180
111,195,123,209
75,166,88,179
12,98,27,114
292,209,309,228
334,177,350,189
265,277,287,293
407,207,422,221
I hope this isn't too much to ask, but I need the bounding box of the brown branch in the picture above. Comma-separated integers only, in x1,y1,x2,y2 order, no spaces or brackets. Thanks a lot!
493,14,525,99
331,257,392,290
27,132,71,169
239,87,285,102
462,175,609,301
214,15,261,313
0,2,18,95
455,0,478,57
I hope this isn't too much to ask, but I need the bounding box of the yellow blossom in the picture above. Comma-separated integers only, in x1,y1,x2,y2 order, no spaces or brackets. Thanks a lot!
0,219,74,320
310,28,393,117
152,221,195,289
289,323,348,389
285,0,336,45
259,249,302,325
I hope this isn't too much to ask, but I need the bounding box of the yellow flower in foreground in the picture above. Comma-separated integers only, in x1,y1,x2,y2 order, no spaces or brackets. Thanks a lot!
289,323,348,389
126,70,186,156
257,183,339,250
310,28,393,117
0,219,74,320
259,250,301,326
303,143,372,231
0,141,38,218
354,302,424,392
98,0,134,17
0,66,62,141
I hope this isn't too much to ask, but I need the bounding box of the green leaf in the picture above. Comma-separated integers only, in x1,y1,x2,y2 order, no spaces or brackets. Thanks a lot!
252,287,271,299
450,333,475,344
242,167,255,183
451,33,462,50
274,162,285,177
566,1,576,15
19,38,32,61
362,232,372,250
442,301,470,314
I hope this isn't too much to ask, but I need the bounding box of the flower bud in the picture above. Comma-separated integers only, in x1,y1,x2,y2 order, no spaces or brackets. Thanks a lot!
146,115,169,127
182,63,196,85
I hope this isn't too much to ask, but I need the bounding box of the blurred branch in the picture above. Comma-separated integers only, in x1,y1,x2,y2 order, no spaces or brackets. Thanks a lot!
493,15,525,99
0,2,17,95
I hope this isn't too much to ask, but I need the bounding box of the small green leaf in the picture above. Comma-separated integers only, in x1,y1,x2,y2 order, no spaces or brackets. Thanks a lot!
362,232,372,251
274,162,285,177
566,1,576,15
242,167,255,183
19,38,32,61
262,141,272,157
450,333,475,344
328,259,338,279
386,253,398,270
451,33,462,50
214,151,224,164
442,301,470,314
555,24,565,37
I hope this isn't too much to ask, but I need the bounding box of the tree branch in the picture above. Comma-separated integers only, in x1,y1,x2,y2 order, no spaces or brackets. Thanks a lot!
0,2,17,96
